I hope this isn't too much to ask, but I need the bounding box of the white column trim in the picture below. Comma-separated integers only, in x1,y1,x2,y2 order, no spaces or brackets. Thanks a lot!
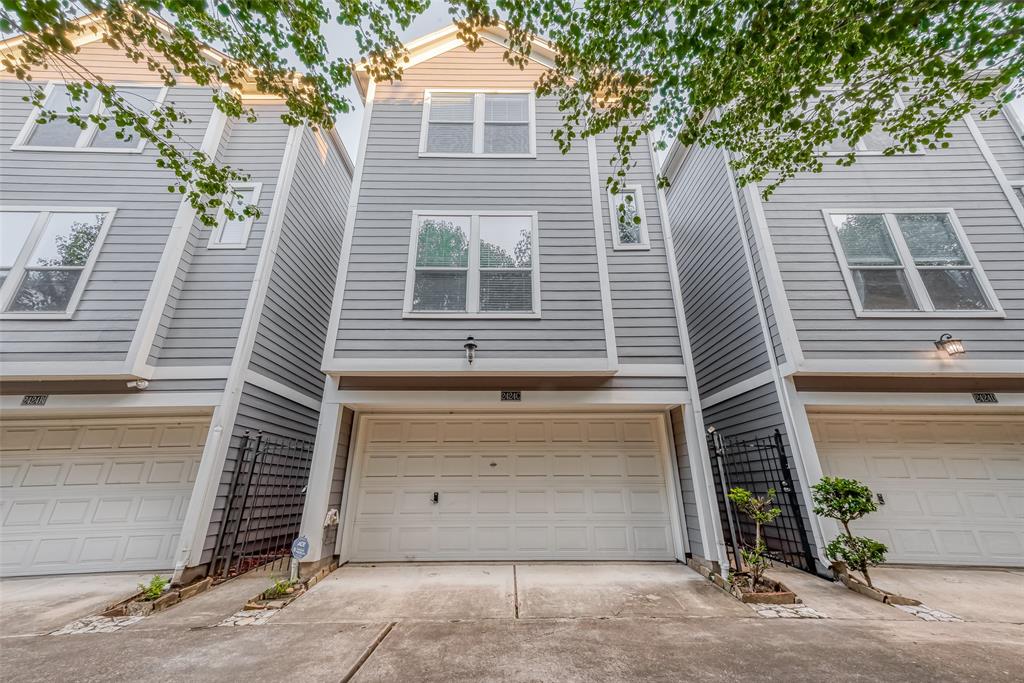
964,113,1024,233
586,136,620,369
297,380,344,565
323,79,376,370
172,125,304,580
648,136,727,568
660,410,691,559
781,378,831,555
125,106,229,376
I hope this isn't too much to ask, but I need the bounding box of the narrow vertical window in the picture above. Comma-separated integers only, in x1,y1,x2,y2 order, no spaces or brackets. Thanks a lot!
608,186,650,249
208,183,261,249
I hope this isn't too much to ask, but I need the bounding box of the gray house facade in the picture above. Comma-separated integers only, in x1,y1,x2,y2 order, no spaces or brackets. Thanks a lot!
0,27,353,580
296,25,728,572
662,101,1024,569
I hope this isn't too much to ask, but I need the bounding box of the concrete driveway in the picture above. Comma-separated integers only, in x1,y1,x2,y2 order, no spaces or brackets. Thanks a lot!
0,562,1021,682
0,571,153,637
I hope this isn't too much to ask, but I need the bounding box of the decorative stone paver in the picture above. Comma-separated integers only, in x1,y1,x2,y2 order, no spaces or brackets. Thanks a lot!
216,609,276,627
50,615,145,635
751,603,827,619
894,604,963,622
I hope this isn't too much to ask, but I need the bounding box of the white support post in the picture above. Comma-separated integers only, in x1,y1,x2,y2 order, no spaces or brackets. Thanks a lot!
297,383,344,565
682,405,729,570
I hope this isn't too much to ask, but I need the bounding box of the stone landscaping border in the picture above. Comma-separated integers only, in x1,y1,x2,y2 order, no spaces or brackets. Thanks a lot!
242,561,339,611
830,563,920,606
685,557,801,605
100,576,215,618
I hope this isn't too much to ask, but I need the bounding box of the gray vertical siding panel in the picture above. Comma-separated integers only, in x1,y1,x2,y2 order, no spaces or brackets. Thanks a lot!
200,382,319,565
665,145,771,397
701,382,818,557
334,42,607,360
248,129,350,397
761,119,1024,360
153,105,290,366
0,81,211,363
595,134,684,366
669,407,703,559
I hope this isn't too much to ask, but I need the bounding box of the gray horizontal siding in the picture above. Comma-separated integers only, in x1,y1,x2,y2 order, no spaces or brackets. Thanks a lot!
0,80,211,364
334,42,607,361
761,118,1024,360
665,144,771,397
152,105,290,366
595,134,684,367
976,109,1024,180
739,190,786,365
200,382,320,565
670,407,703,559
248,129,350,397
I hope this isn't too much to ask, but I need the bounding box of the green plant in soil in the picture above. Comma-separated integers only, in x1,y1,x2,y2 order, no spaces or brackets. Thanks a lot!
811,476,888,588
726,487,782,592
264,579,296,599
138,575,169,601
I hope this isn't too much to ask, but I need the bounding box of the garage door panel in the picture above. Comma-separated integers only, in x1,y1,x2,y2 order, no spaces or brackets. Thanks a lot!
814,414,1024,567
348,416,676,561
0,417,207,577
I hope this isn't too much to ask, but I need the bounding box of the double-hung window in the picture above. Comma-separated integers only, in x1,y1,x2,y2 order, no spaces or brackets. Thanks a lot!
420,91,535,157
608,185,650,249
14,82,165,152
405,212,540,317
0,208,114,316
207,183,262,249
826,210,1002,316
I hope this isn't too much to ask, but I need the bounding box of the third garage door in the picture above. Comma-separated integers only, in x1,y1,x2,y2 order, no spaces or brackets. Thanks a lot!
812,413,1024,566
345,415,678,561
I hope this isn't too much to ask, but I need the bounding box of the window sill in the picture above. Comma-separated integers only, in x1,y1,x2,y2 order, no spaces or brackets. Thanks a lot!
0,311,75,320
853,310,1006,319
206,243,250,250
10,144,147,154
611,244,651,251
403,311,542,320
417,152,537,159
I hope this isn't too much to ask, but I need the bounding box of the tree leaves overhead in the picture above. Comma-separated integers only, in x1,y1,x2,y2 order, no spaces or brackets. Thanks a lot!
3,0,1021,218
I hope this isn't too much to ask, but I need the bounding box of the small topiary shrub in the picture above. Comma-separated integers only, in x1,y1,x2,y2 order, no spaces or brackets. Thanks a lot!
138,575,169,601
726,487,781,591
811,476,888,587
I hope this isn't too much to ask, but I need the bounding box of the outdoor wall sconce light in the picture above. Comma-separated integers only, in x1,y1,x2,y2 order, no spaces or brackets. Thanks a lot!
934,333,966,357
464,336,478,364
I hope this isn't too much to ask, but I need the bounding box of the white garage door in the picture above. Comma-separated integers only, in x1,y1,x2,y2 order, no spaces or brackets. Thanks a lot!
0,416,208,577
812,413,1024,566
345,415,678,561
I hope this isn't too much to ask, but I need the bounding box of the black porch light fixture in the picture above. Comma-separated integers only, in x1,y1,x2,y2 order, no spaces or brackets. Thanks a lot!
464,336,478,364
934,333,966,357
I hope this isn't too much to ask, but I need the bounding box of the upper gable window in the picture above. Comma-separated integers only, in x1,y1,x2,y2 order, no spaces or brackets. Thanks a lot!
404,212,540,317
207,183,262,249
608,185,650,250
813,92,904,154
826,209,1002,317
420,91,535,158
0,208,114,317
14,82,166,152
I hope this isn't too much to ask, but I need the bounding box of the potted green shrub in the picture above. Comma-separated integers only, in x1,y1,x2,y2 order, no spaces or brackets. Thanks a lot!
725,487,797,603
811,476,918,605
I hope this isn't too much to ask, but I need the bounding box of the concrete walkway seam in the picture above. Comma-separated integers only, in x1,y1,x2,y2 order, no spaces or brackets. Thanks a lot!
339,621,396,683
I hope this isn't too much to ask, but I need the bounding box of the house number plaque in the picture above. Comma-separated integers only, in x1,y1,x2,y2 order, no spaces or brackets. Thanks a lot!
971,392,998,404
500,390,522,402
20,395,48,406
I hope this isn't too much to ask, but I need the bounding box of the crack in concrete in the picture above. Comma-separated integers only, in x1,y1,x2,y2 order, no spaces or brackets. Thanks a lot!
512,564,520,619
339,621,396,683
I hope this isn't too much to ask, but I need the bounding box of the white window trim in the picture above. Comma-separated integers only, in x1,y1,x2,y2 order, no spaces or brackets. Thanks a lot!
608,184,651,250
418,89,536,158
11,81,168,154
0,206,117,320
402,210,541,319
206,182,263,249
823,207,1005,318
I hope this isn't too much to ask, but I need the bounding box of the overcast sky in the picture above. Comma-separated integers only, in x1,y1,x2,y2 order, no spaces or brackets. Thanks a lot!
327,4,453,156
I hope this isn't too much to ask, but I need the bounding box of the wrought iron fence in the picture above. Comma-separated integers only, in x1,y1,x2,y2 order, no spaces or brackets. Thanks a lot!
210,431,314,579
706,428,817,574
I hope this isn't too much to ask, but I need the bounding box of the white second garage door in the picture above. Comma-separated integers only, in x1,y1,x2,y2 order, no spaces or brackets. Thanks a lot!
1,416,208,577
812,413,1024,566
345,415,679,561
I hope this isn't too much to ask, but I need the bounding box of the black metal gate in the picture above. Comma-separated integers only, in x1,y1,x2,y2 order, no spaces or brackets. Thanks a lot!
210,431,314,578
707,428,817,574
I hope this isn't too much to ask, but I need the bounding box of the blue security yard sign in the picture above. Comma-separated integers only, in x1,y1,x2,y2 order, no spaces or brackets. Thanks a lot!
291,536,310,560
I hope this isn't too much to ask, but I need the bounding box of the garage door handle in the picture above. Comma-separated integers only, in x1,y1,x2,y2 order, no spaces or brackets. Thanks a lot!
432,492,439,504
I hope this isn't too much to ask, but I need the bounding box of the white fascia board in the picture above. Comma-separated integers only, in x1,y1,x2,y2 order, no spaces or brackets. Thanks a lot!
0,392,221,414
334,389,689,412
0,361,135,381
699,369,776,408
324,358,617,376
243,370,322,412
795,358,1024,376
799,391,1024,408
